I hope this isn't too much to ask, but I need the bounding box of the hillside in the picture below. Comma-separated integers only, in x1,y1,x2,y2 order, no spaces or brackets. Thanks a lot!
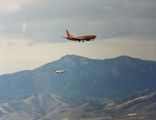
0,55,156,101
0,91,156,120
0,93,71,120
0,55,156,119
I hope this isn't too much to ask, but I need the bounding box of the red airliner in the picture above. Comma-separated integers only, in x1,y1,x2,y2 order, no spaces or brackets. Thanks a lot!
63,30,97,42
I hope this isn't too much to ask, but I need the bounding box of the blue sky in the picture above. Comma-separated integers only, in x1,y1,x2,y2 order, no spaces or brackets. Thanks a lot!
0,0,156,74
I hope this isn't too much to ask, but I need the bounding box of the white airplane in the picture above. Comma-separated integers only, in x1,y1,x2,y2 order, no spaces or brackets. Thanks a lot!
63,30,97,42
54,69,66,74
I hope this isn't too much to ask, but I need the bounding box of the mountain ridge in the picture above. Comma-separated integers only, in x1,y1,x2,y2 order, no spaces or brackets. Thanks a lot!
0,54,156,101
0,55,156,119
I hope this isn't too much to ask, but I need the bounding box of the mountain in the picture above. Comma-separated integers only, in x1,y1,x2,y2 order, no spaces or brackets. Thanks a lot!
0,91,156,120
64,89,156,120
0,93,71,120
0,55,156,101
0,54,156,119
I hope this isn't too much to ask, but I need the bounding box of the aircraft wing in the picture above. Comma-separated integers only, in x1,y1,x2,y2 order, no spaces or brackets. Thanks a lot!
62,36,79,40
72,37,82,40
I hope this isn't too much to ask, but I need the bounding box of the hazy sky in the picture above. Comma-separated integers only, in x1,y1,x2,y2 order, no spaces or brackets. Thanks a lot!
0,0,156,74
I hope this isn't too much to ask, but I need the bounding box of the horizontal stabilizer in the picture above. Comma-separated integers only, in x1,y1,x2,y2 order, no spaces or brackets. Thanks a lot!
62,37,68,38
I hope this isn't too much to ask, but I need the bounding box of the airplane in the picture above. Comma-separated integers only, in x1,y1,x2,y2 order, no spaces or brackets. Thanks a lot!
63,30,97,42
54,69,66,74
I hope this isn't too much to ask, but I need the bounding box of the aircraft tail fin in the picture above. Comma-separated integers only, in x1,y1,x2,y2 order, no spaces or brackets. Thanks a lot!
66,30,72,38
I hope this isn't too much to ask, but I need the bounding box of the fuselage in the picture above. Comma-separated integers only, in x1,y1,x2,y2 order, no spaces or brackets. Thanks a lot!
68,34,97,41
